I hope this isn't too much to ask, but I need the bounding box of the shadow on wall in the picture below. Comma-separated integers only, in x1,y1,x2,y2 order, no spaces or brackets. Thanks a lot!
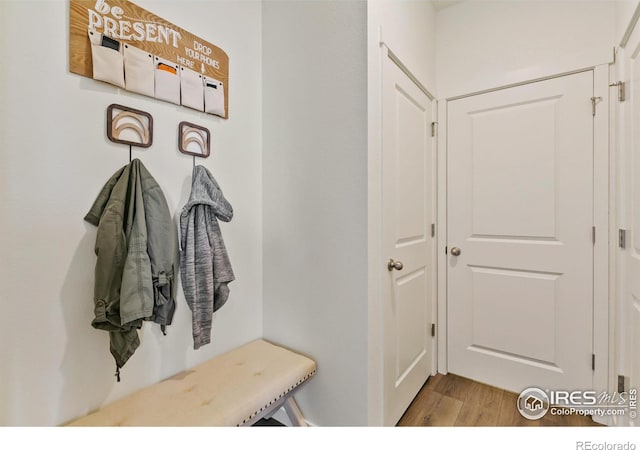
166,170,194,351
58,226,114,424
58,173,192,426
156,170,192,378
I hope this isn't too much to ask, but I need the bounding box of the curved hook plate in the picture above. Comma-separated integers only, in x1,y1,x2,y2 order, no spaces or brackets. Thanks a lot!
178,121,210,158
107,104,153,148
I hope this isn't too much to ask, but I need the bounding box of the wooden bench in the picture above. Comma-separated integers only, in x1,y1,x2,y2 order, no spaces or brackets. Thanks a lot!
65,339,316,427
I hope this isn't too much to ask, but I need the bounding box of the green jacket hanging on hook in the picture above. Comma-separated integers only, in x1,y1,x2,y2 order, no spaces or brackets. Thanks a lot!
84,159,176,377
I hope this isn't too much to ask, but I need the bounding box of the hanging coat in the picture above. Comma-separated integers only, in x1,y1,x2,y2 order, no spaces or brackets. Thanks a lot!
179,165,234,350
84,159,176,375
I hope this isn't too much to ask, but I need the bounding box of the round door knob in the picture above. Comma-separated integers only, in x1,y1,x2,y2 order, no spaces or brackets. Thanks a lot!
387,259,404,271
450,247,462,256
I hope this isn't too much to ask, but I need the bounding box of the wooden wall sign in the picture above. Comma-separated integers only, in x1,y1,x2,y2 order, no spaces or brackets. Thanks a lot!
69,0,229,119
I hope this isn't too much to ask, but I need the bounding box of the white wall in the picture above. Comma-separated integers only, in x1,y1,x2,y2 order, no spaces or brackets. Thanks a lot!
369,0,437,91
367,0,437,425
261,0,369,426
436,0,617,98
0,0,263,426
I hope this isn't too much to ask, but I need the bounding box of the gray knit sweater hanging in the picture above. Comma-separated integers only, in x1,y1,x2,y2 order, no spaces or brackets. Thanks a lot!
179,165,235,349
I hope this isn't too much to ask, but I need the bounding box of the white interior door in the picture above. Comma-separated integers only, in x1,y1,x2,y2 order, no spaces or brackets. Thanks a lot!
382,52,435,425
621,40,640,427
447,71,595,394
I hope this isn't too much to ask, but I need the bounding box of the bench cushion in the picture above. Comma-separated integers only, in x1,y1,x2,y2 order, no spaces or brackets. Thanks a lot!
66,339,316,427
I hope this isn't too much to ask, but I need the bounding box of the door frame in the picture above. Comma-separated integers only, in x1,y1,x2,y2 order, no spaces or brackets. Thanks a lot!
610,5,640,425
436,65,611,406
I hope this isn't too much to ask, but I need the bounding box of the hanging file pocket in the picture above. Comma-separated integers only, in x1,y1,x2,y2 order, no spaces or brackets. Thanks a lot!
154,57,180,105
203,77,225,117
123,44,154,97
88,29,125,89
180,67,204,112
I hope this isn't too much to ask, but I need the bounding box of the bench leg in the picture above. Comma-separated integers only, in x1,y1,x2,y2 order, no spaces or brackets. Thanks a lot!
283,396,308,427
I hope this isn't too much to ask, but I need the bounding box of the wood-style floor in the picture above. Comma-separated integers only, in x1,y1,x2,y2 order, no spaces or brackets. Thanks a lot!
398,373,602,427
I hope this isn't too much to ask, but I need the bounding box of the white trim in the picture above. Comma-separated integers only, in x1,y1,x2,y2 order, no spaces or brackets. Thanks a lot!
609,49,628,400
593,64,611,399
601,57,621,429
446,66,596,102
378,24,434,96
436,98,448,374
431,100,439,376
366,35,385,427
385,48,435,101
620,2,640,48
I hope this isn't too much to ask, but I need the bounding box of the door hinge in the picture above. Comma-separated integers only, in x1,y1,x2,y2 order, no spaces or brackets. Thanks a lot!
592,226,596,245
592,354,596,371
431,323,436,337
610,81,626,102
590,96,602,117
431,223,435,237
619,229,627,249
431,122,437,137
618,374,626,394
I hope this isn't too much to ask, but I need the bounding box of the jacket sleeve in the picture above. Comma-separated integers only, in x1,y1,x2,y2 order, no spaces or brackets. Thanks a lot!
91,201,128,330
84,166,127,226
86,164,129,331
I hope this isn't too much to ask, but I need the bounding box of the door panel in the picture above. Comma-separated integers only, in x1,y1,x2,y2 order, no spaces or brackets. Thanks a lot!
471,97,559,238
448,71,594,393
397,269,428,377
382,53,435,425
470,266,558,364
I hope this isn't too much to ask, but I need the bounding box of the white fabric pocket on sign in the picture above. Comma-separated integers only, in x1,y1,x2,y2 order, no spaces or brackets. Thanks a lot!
123,44,154,97
180,67,204,111
154,57,180,105
88,29,125,89
203,77,225,117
